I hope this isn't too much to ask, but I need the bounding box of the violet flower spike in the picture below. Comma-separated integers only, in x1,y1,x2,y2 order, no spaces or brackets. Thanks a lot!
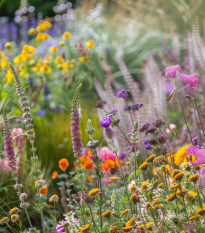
117,90,130,99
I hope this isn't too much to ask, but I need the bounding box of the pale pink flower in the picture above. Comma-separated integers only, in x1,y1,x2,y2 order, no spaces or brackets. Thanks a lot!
12,128,24,156
165,65,181,79
99,147,116,161
178,72,199,93
166,124,176,134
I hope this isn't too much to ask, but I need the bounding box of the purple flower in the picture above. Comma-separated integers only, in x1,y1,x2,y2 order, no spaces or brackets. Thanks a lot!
123,103,143,111
117,90,130,99
96,100,106,108
107,109,117,116
99,117,112,128
139,123,150,132
165,65,181,79
89,154,96,160
192,136,199,145
119,152,126,160
144,144,153,150
143,139,150,145
178,72,199,93
123,106,131,111
56,221,68,233
37,110,46,117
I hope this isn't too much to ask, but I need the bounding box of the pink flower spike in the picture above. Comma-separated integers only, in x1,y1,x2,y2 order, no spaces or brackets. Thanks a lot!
165,65,181,79
178,72,199,93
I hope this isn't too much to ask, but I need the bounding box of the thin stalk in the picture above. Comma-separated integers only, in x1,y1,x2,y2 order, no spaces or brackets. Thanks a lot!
175,80,193,144
197,189,203,208
88,204,99,233
6,223,16,233
38,188,46,233
25,209,33,228
98,177,103,231
128,109,134,126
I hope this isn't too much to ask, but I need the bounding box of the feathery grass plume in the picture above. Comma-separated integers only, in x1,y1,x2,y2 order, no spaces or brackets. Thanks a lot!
171,28,180,64
70,83,83,158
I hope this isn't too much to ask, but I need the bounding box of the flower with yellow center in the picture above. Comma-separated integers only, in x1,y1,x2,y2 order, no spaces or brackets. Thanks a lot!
126,161,130,165
80,224,91,232
196,208,205,215
33,66,40,72
196,165,201,170
176,189,188,196
146,202,151,209
36,24,47,32
139,161,149,170
42,21,52,29
49,195,59,202
11,214,18,223
50,46,59,53
174,172,184,181
85,40,95,48
59,41,65,47
0,51,5,57
137,224,144,230
170,182,179,190
5,70,13,84
182,162,191,171
14,56,23,64
28,28,36,36
145,154,156,162
1,57,9,68
20,64,26,70
40,65,51,74
189,215,200,221
110,177,119,184
189,191,197,200
54,56,64,65
166,193,176,202
45,55,52,61
122,226,133,232
141,182,152,192
121,209,130,217
188,174,199,183
79,56,88,63
152,198,161,207
109,226,119,233
153,155,164,163
157,182,164,188
5,42,12,50
130,185,137,193
146,222,155,229
9,207,19,215
126,216,135,226
88,188,100,197
171,169,181,178
174,145,190,166
29,60,35,66
0,217,9,224
57,64,63,70
62,31,71,39
130,194,138,204
43,60,50,65
102,210,111,218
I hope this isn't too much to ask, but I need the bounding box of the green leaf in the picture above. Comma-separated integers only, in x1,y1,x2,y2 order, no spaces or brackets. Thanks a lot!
57,181,65,186
128,175,133,182
58,174,69,179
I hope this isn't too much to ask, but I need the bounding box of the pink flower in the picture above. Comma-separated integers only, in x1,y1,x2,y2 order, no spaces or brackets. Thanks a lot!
99,147,116,161
166,124,176,134
165,65,181,79
186,145,205,166
178,72,199,93
0,159,8,171
12,128,24,156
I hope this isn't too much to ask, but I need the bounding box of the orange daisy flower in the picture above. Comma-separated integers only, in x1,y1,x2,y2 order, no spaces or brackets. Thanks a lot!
85,161,94,170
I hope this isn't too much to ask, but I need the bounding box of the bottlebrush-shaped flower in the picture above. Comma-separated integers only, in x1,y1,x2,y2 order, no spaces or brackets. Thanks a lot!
70,84,83,158
178,72,199,93
3,108,18,180
165,65,181,79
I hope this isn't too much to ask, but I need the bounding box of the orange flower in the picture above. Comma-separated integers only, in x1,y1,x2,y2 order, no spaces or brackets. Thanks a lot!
88,175,93,182
115,158,123,167
39,187,48,195
52,171,58,179
74,161,79,168
103,159,115,170
59,158,69,170
87,149,93,156
80,156,88,166
85,161,94,170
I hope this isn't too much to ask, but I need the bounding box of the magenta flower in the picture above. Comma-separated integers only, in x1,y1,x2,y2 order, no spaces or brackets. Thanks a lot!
99,117,112,128
56,221,68,233
178,72,199,93
99,117,115,139
99,147,116,161
165,65,181,79
186,145,205,166
117,90,130,99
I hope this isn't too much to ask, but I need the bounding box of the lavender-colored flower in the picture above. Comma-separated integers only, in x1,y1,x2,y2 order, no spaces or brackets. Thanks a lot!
117,90,130,99
153,119,165,128
37,110,46,117
89,154,96,160
123,106,131,111
192,136,199,146
165,65,181,79
144,144,153,150
99,117,112,128
143,139,150,145
107,109,117,116
130,103,143,110
96,100,106,108
119,152,126,160
3,108,18,180
178,72,199,93
139,123,150,132
70,84,83,159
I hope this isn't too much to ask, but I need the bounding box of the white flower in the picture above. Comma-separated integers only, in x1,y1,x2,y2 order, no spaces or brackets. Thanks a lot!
64,212,80,233
35,180,46,187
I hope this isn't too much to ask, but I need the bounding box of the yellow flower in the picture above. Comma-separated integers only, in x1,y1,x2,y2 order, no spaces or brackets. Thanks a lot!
85,40,95,48
174,145,190,166
130,194,138,203
102,210,112,218
157,182,164,188
88,188,100,197
129,186,137,194
145,154,156,162
80,224,91,232
1,57,9,68
19,71,29,78
166,193,176,202
36,24,47,32
50,46,59,53
20,64,26,70
176,189,188,196
189,215,200,221
49,195,59,202
71,59,76,64
140,182,152,192
152,198,161,207
122,226,133,232
33,66,40,72
45,55,52,61
59,41,65,47
137,224,144,229
5,69,16,84
0,51,5,57
146,222,154,229
182,162,191,171
126,216,135,226
171,169,181,178
189,191,197,200
64,61,74,69
110,177,119,183
28,28,36,36
174,172,184,181
196,208,205,215
42,21,52,29
14,56,23,64
0,217,9,224
57,64,63,70
153,155,164,163
29,60,35,66
121,209,130,217
9,207,19,215
139,161,149,170
54,56,64,65
79,56,88,63
87,175,93,182
126,161,130,165
109,226,119,233
188,174,200,183
40,65,51,74
170,182,179,190
62,31,71,39
43,60,50,65
146,202,151,208
11,214,18,223
5,42,12,50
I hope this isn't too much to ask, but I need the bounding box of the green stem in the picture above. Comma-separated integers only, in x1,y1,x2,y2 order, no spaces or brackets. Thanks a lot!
25,209,33,228
197,189,203,208
6,223,16,233
38,188,46,233
88,204,99,233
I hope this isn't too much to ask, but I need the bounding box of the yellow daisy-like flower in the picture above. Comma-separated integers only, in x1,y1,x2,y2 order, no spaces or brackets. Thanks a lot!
182,162,191,171
141,182,152,192
157,182,164,188
146,222,154,229
137,224,144,229
146,202,151,209
110,177,119,184
189,191,197,200
130,185,137,193
109,226,119,233
40,65,51,74
1,57,9,68
126,216,136,226
88,188,100,197
57,64,63,70
174,172,184,181
50,46,59,53
9,207,19,215
145,154,156,162
122,226,133,232
28,28,36,36
33,66,40,72
171,169,181,178
139,161,149,170
80,224,91,232
85,40,95,48
0,217,9,224
196,165,201,170
54,56,64,65
152,198,161,207
126,161,130,165
11,214,18,223
196,208,205,215
49,195,59,202
29,60,35,66
0,51,5,57
174,145,190,166
102,210,112,218
188,174,200,183
62,31,71,39
5,42,12,50
170,182,179,190
189,215,200,221
130,194,138,203
166,193,176,202
121,209,130,217
59,41,65,47
153,155,164,163
79,56,88,63
176,189,188,196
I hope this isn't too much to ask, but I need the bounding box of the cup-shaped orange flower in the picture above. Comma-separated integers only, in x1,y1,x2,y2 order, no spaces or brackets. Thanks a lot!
52,171,58,179
85,161,93,170
39,187,48,195
59,158,69,170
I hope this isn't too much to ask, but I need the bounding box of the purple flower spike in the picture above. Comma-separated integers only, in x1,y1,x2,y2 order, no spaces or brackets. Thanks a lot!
99,117,112,128
96,100,106,108
165,65,181,79
117,90,130,99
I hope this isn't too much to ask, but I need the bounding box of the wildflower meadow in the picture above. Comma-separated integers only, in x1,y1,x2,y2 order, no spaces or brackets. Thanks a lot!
1,0,205,233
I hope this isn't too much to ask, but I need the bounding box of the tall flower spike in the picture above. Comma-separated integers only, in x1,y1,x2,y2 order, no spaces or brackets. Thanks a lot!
70,84,83,158
9,63,35,143
3,108,18,181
